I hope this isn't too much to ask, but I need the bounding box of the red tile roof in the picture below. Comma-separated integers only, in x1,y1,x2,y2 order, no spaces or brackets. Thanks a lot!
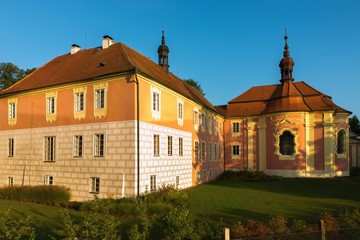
226,81,350,117
0,42,217,112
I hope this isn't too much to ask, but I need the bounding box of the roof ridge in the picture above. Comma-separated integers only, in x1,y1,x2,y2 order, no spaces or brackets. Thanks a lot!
119,42,136,70
292,81,312,111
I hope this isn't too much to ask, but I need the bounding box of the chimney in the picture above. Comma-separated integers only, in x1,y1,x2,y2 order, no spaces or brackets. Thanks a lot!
102,35,114,49
71,44,81,54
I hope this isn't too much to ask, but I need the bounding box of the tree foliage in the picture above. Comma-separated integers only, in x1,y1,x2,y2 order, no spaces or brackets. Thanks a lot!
349,115,360,135
0,62,36,90
184,78,205,96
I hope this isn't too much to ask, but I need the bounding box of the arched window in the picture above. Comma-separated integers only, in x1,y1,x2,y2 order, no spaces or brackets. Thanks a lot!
337,130,346,155
279,130,295,155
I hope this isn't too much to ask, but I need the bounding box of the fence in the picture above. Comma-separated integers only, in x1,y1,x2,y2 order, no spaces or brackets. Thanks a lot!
225,221,360,240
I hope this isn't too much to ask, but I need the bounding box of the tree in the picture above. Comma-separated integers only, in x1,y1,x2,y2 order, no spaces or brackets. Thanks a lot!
349,115,360,134
184,78,205,96
0,62,36,90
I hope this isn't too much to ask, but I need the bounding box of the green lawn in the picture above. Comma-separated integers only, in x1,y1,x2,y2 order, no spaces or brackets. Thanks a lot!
0,200,82,239
187,176,360,225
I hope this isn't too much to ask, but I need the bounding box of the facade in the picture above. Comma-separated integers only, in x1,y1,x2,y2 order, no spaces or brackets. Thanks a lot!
222,34,351,177
349,131,360,168
0,34,224,201
0,33,351,201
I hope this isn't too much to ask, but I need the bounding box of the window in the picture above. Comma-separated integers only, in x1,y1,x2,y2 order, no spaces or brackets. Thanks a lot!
279,131,295,155
9,102,16,119
90,177,100,193
151,87,161,120
46,92,57,122
47,97,55,114
44,175,54,185
215,168,218,177
218,144,221,161
152,92,160,112
337,130,346,155
201,113,206,128
232,143,240,159
94,133,105,157
214,119,218,135
8,177,13,186
150,175,157,192
75,92,84,112
232,122,240,134
179,137,183,156
178,100,183,120
194,141,199,162
201,141,206,162
196,171,201,182
208,116,212,133
93,83,108,118
74,135,83,157
214,143,217,161
176,176,180,188
194,110,199,125
209,169,213,180
209,142,213,161
168,136,173,156
154,134,160,156
8,138,14,157
202,170,207,179
7,98,17,126
44,136,56,161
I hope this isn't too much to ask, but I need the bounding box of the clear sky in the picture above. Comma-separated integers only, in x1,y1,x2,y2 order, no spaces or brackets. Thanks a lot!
1,0,359,116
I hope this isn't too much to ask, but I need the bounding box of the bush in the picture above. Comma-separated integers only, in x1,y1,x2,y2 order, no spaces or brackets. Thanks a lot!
339,208,360,228
0,185,70,205
0,209,36,240
268,215,289,235
350,167,360,176
219,170,283,182
320,212,339,230
144,184,189,208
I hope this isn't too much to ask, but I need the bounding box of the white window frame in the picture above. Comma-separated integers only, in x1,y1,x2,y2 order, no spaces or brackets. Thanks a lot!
44,175,54,185
8,138,14,157
151,87,161,120
179,137,183,156
44,136,56,162
93,83,108,118
177,99,184,126
194,140,199,162
232,142,240,160
201,141,206,162
90,177,100,194
209,142,213,161
176,176,180,188
168,135,173,156
94,133,105,157
153,134,160,157
7,98,17,126
73,135,84,158
9,102,16,119
75,92,85,112
232,121,240,136
150,175,157,192
46,92,57,122
214,143,217,161
8,177,14,186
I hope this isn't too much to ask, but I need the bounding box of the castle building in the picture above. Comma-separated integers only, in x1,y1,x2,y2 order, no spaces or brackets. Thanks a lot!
0,33,351,201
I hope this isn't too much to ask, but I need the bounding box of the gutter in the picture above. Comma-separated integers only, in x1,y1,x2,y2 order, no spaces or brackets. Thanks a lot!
134,68,140,197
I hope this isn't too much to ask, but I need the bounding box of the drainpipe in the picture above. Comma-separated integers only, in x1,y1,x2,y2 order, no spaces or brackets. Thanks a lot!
134,68,140,197
223,119,226,171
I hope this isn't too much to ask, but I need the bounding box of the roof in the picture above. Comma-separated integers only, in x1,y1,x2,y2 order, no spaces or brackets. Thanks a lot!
226,80,351,117
0,41,217,112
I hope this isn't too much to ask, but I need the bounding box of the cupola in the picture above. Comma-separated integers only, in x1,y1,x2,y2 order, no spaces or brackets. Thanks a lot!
279,32,295,83
157,31,170,71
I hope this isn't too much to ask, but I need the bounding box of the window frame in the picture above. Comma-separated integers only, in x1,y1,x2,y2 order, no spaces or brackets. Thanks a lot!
94,133,105,157
177,99,184,126
151,87,161,120
232,143,240,159
150,175,157,192
232,121,240,136
274,128,299,160
336,129,347,157
45,92,57,122
209,142,213,161
8,138,14,157
8,177,14,186
201,141,206,162
153,134,160,157
178,137,183,156
167,135,173,156
93,83,108,118
73,135,84,158
194,140,199,162
90,177,100,194
44,136,56,162
44,175,54,185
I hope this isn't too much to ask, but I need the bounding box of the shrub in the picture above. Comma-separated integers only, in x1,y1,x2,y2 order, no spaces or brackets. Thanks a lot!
0,209,36,240
144,184,189,208
162,207,196,240
268,215,289,235
245,219,269,237
0,185,70,205
350,167,360,176
291,219,311,233
230,221,246,239
339,208,360,228
320,212,339,230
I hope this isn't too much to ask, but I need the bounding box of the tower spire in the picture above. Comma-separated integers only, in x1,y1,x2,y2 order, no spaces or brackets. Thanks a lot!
279,30,294,83
158,30,170,71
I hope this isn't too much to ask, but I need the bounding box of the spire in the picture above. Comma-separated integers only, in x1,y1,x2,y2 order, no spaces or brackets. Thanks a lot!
158,30,170,71
279,30,295,83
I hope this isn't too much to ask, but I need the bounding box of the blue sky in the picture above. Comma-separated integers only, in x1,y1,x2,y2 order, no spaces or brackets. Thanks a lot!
1,0,359,116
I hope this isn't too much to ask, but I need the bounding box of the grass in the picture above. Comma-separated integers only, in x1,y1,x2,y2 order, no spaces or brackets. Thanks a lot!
0,200,82,239
187,176,360,225
1,176,360,238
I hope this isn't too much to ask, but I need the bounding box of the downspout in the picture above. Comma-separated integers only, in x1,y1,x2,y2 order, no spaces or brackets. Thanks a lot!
223,119,226,171
134,68,140,197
